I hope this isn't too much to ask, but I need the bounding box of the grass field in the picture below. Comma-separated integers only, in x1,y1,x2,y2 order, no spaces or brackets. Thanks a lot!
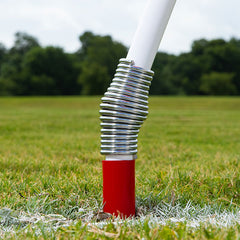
0,96,240,239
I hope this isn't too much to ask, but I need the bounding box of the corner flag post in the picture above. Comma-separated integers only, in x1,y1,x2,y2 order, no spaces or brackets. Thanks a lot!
100,0,176,217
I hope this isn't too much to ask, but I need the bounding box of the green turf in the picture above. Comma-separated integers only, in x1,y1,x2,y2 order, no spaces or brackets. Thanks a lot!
0,96,239,239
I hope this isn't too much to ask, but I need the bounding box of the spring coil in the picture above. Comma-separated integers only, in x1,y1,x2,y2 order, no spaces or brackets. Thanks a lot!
100,58,154,155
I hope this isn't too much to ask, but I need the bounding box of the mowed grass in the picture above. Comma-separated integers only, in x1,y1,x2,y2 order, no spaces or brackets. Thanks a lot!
0,96,240,239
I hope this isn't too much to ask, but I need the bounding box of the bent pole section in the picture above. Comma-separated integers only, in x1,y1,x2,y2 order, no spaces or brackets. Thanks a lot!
100,0,177,217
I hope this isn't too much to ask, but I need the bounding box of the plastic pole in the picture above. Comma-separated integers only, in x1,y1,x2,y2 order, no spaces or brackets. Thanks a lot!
127,0,176,69
103,0,176,217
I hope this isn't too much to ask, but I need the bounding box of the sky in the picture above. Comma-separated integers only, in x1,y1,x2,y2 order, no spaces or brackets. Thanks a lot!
0,0,240,55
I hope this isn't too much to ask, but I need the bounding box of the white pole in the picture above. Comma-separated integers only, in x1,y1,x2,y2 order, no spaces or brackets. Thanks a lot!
107,0,176,161
127,0,176,70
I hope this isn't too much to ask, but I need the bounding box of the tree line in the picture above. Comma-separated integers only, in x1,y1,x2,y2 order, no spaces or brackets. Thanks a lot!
0,31,240,96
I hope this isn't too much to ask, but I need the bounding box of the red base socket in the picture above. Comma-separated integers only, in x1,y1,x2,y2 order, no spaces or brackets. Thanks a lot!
102,160,135,218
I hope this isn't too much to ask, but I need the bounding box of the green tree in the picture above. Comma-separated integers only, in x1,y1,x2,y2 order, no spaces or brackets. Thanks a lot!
0,43,13,95
0,43,6,65
151,52,179,94
77,31,127,95
0,64,18,96
22,46,80,95
191,39,208,56
10,32,40,55
1,31,240,96
0,32,40,95
78,62,110,95
200,72,237,95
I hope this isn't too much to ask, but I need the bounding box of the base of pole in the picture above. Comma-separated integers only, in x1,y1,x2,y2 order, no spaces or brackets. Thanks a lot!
102,160,135,218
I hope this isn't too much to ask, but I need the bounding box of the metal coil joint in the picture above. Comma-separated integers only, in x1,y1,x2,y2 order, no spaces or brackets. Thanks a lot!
100,58,154,156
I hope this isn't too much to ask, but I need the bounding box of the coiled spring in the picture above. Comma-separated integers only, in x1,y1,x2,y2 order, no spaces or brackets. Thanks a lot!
100,58,154,155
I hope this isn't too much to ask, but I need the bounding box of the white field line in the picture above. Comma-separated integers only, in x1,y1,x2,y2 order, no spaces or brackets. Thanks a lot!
0,201,240,236
93,201,240,229
140,201,240,229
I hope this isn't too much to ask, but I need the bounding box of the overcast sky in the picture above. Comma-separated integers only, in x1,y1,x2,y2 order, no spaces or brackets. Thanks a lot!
0,0,239,55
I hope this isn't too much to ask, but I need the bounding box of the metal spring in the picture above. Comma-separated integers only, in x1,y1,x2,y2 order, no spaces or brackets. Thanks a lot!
100,58,154,155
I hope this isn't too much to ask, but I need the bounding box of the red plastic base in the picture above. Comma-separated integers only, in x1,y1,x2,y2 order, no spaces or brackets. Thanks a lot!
102,160,135,218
